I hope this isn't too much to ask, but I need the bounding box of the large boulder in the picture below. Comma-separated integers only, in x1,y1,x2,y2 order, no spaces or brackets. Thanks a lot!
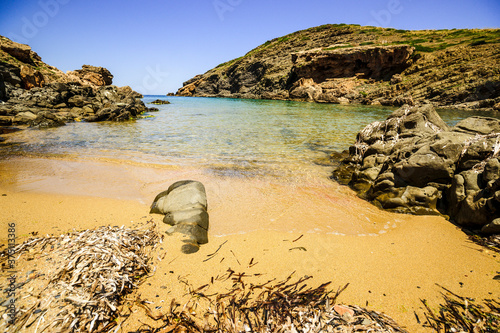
150,180,209,253
333,104,500,232
67,65,113,87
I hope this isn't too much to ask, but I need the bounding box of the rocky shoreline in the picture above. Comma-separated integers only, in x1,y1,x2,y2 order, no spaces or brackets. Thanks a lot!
333,104,500,234
0,36,151,140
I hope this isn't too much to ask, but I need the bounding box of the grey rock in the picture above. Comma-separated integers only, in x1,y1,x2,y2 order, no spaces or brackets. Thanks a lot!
163,209,209,230
333,104,500,231
166,223,208,244
452,116,500,135
151,180,207,214
483,158,500,184
29,111,65,128
481,218,500,234
151,180,209,252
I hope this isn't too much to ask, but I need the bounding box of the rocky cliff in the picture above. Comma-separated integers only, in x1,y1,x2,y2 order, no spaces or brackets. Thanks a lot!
0,35,150,132
176,24,500,111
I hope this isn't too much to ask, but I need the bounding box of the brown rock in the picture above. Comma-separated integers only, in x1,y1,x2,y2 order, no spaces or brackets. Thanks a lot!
20,65,45,89
0,40,34,64
67,65,113,86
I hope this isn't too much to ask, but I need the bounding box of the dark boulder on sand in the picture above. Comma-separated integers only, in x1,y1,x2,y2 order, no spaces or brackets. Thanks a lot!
333,104,500,233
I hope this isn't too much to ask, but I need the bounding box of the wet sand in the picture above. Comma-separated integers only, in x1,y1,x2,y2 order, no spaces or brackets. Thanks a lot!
0,156,498,332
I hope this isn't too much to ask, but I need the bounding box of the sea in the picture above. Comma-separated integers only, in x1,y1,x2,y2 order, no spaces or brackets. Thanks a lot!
3,96,494,180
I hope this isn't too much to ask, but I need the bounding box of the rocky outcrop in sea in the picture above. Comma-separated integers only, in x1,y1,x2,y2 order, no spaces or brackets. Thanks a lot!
333,104,500,234
0,35,149,135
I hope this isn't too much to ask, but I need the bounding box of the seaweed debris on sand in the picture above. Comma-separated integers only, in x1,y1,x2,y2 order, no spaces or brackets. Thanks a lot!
134,272,408,333
0,221,162,332
422,285,500,333
0,222,411,333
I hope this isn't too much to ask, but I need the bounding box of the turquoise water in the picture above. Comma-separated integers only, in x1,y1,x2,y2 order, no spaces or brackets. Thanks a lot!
2,96,498,179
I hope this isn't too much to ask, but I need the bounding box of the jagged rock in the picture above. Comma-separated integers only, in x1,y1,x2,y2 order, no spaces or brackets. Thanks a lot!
0,62,23,88
291,45,414,82
0,74,5,101
0,35,147,129
333,104,500,231
0,40,35,64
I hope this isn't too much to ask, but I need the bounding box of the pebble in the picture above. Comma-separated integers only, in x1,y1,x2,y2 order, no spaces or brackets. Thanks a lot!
361,318,372,326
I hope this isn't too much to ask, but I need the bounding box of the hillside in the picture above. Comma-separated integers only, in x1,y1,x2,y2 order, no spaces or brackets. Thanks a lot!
176,24,500,111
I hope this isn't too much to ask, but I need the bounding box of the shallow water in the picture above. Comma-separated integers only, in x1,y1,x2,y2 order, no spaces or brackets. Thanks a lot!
3,96,496,180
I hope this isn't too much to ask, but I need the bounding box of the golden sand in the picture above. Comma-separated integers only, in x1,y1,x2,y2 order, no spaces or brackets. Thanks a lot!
0,156,498,332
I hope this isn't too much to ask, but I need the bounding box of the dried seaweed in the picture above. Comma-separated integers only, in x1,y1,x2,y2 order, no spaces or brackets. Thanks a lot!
422,284,500,333
469,234,500,253
138,271,408,333
0,221,161,332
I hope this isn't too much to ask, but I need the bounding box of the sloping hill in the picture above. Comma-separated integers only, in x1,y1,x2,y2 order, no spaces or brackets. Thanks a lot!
176,24,500,111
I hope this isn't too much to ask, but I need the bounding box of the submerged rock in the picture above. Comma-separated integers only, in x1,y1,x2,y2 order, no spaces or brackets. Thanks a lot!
333,104,500,232
150,180,209,253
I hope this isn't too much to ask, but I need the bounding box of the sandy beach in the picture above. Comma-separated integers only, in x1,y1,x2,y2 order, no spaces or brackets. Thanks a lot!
0,156,498,332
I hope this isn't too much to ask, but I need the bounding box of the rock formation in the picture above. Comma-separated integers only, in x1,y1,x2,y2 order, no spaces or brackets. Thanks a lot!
333,104,500,234
176,24,499,111
66,65,114,87
150,180,209,254
0,35,151,133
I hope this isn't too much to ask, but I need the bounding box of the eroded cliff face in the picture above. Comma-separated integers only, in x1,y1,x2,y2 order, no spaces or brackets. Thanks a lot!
290,45,414,82
176,24,500,111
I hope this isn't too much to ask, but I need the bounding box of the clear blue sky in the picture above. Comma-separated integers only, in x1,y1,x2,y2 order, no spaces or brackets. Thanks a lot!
1,0,499,94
